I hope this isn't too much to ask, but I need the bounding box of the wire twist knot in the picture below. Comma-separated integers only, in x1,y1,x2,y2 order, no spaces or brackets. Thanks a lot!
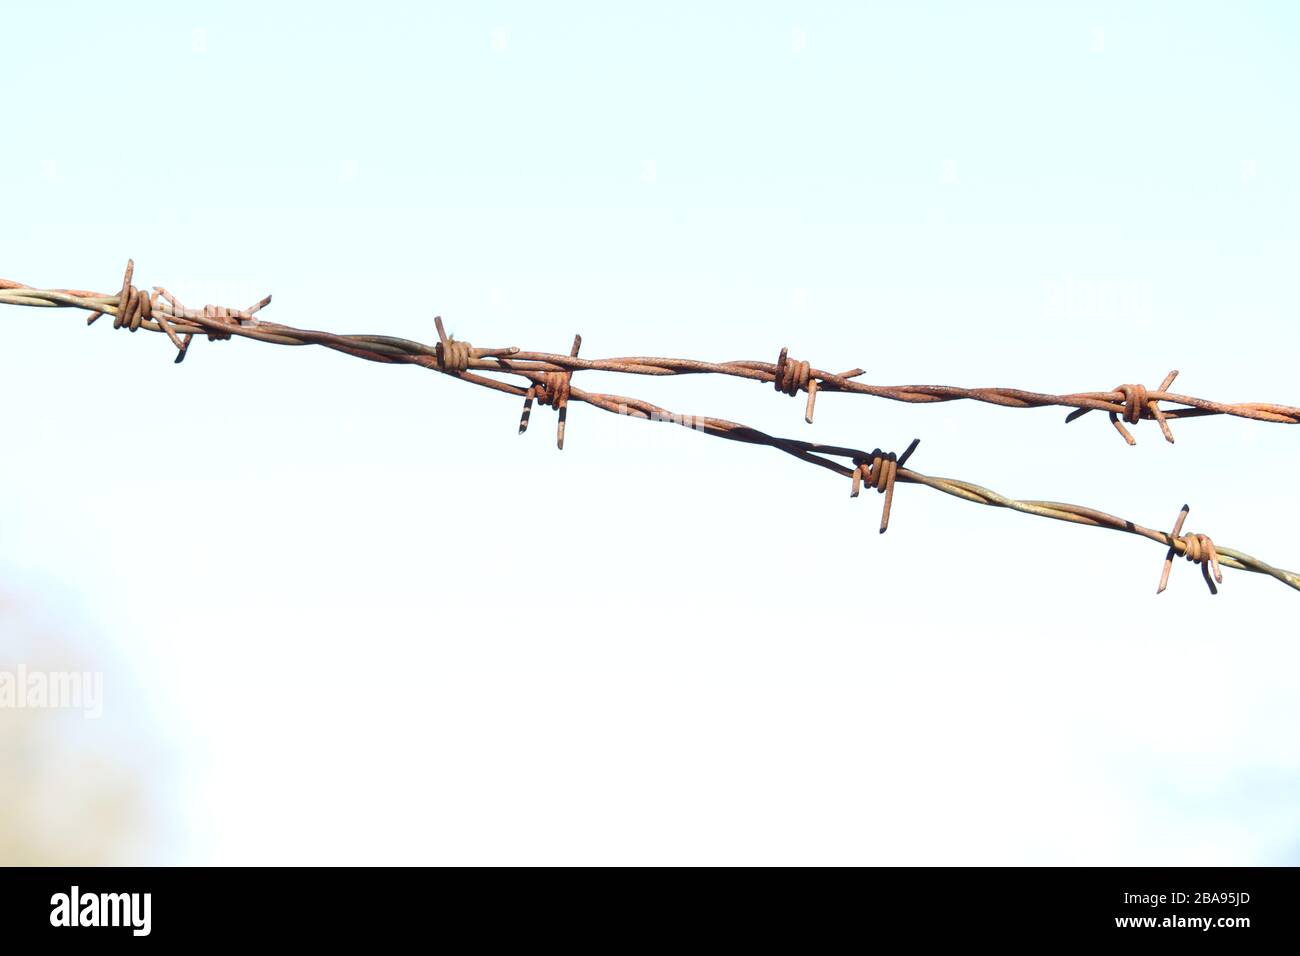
112,266,154,333
437,337,474,372
850,438,920,534
102,259,192,357
773,346,868,423
1066,370,1179,445
538,370,571,409
519,334,582,449
1158,505,1224,595
164,295,267,362
1116,383,1149,423
432,315,520,379
196,304,239,341
774,346,819,424
1179,533,1216,565
774,347,811,396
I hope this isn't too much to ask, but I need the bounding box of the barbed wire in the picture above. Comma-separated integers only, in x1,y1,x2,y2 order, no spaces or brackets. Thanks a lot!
3,260,1296,596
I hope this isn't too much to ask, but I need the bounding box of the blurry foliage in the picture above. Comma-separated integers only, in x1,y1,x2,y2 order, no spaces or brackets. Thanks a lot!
0,593,151,864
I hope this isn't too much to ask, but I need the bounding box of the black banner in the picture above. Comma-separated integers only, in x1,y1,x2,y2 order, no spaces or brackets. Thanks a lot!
0,866,1294,943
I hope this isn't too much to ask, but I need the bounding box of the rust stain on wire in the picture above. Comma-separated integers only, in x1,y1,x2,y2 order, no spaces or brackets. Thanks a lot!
3,262,1298,596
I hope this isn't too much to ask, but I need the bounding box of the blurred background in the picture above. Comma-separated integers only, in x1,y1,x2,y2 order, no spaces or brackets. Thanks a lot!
1,1,1298,864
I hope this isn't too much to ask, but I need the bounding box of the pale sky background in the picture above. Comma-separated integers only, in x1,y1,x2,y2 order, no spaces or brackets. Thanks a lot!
1,2,1298,864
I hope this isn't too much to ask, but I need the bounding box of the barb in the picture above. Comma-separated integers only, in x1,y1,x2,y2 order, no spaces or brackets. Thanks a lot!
1064,371,1180,444
851,439,921,534
4,263,1298,596
1157,505,1224,595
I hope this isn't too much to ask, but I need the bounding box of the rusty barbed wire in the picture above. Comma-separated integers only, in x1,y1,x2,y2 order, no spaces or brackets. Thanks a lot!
3,261,1297,596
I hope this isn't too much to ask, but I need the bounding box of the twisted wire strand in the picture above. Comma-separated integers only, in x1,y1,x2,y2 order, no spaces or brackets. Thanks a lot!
5,273,1295,437
4,263,1298,596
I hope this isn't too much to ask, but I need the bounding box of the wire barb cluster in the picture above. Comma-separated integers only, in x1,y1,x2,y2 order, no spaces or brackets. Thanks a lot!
1159,505,1224,595
773,346,866,424
4,259,275,365
3,261,1298,597
851,439,921,534
1065,370,1180,444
